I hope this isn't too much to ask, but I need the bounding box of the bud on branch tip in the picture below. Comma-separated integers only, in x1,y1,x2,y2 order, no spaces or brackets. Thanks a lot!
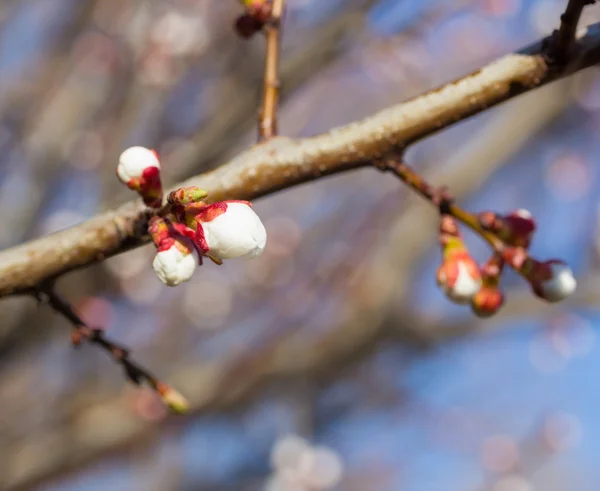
157,383,190,414
194,201,267,261
152,237,198,287
235,0,272,38
525,259,577,303
117,146,163,208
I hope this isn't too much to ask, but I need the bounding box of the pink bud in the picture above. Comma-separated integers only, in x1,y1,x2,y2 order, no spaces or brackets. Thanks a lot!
503,209,536,248
528,259,577,303
478,209,536,248
437,250,482,304
117,146,163,208
471,286,505,318
471,253,505,317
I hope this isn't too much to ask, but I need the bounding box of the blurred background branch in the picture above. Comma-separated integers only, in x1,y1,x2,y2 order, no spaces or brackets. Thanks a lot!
0,1,599,491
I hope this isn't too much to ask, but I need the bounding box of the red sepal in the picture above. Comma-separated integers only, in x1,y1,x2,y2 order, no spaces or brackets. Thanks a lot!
197,202,228,222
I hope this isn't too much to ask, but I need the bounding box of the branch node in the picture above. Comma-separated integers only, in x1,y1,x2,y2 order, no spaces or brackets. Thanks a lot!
432,186,454,215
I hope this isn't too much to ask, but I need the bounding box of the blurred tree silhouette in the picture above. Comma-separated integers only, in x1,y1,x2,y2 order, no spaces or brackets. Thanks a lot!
0,1,599,490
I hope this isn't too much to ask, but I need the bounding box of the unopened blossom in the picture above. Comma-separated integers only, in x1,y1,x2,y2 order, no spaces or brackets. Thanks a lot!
502,247,576,303
152,237,198,286
193,200,267,263
471,254,505,317
525,259,577,303
235,0,271,38
117,146,163,207
502,209,536,248
471,286,505,317
240,0,271,18
437,250,482,304
478,209,536,248
437,216,481,304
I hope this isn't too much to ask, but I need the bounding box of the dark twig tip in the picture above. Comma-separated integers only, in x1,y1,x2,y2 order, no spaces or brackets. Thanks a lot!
38,286,180,410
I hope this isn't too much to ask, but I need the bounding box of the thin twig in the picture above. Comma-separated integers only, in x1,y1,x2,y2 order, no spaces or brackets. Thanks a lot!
35,286,188,412
379,156,504,251
258,0,285,141
548,0,596,62
382,156,571,290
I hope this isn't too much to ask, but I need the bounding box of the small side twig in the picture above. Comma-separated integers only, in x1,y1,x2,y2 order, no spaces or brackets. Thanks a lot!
258,0,285,141
377,156,504,251
548,0,596,63
35,286,188,413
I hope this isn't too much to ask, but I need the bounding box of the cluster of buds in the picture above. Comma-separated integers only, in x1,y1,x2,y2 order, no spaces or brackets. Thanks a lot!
478,209,576,303
117,146,267,286
234,0,272,38
148,216,199,286
436,208,576,316
503,250,576,303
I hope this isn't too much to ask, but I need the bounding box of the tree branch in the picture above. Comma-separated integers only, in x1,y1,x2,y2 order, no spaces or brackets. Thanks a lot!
0,85,570,489
1,23,600,297
259,0,285,140
548,0,596,63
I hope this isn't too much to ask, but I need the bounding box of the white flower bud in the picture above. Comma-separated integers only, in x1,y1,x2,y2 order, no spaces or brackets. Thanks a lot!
152,239,197,286
446,262,481,303
437,258,482,304
200,202,267,260
117,146,160,184
538,261,576,302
